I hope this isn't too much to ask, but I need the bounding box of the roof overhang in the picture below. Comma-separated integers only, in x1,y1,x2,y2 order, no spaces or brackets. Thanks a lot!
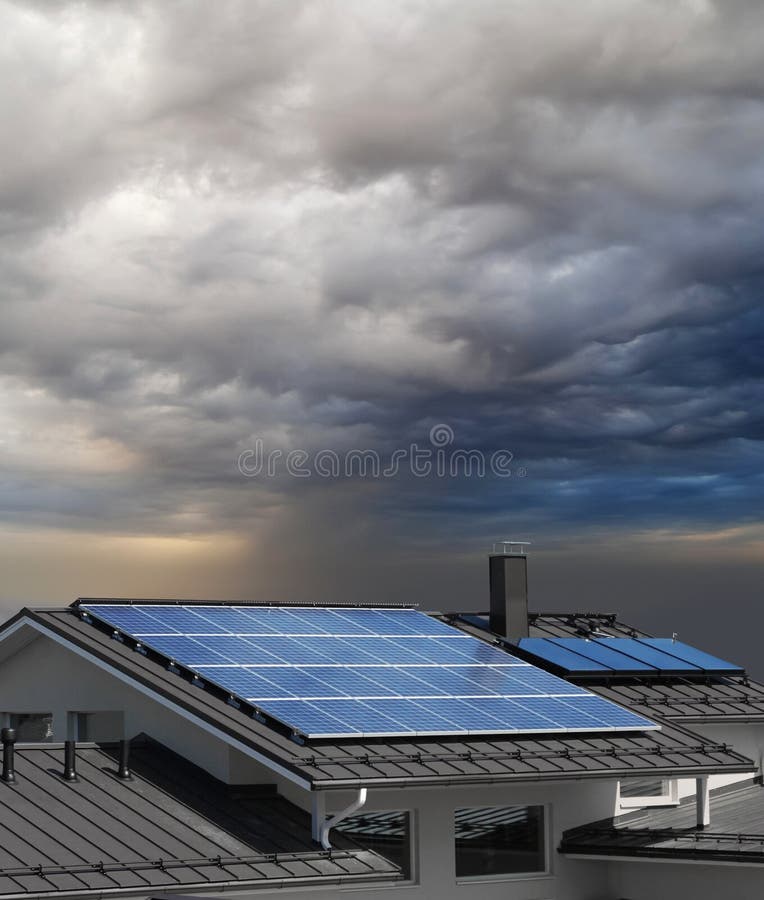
0,608,756,790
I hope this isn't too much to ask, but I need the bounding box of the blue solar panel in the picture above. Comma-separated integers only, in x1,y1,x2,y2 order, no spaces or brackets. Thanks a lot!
308,667,401,697
137,606,231,634
242,637,335,666
192,606,285,634
596,639,703,673
194,666,296,698
243,667,343,699
329,608,459,636
637,639,743,674
450,697,564,732
81,603,658,738
511,697,608,730
574,694,661,727
258,700,365,737
516,635,743,677
482,666,590,695
372,699,464,733
341,667,449,697
552,639,661,673
319,699,417,734
516,638,612,673
145,635,234,665
88,605,174,635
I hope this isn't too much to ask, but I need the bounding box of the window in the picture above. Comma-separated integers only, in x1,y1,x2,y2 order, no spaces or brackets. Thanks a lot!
332,810,412,880
619,777,678,808
455,805,546,879
6,713,53,742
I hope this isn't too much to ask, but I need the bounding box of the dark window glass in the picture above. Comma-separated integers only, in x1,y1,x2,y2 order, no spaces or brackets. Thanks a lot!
621,778,665,798
455,805,545,878
333,810,411,879
9,713,53,742
74,711,123,742
77,713,90,741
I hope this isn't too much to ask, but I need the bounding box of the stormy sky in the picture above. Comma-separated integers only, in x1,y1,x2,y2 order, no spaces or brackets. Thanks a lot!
1,1,763,669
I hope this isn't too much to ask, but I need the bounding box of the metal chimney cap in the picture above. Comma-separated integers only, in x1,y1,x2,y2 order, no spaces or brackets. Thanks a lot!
491,541,531,556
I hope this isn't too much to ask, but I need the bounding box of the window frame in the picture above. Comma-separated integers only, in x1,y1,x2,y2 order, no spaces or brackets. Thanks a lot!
618,777,679,810
453,803,551,884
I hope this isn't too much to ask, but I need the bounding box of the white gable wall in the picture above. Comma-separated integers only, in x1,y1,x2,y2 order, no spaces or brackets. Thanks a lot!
0,629,232,780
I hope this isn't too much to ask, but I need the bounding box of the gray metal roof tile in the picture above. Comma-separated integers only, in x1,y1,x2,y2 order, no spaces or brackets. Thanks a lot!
0,742,400,897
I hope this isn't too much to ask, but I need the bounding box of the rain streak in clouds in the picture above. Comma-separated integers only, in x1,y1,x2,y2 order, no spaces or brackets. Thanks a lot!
1,0,764,627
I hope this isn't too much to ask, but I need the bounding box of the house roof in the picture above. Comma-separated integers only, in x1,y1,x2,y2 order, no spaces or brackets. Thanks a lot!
449,612,764,724
560,778,764,864
4,607,754,789
0,738,399,898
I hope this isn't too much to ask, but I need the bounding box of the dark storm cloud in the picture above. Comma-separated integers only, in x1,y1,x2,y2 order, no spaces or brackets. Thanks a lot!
1,0,763,555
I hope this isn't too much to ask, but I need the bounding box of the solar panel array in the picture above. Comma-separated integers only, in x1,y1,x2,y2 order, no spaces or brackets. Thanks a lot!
80,603,658,739
516,636,743,677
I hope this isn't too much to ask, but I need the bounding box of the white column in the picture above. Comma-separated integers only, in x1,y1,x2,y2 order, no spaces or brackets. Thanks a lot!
311,791,326,843
696,776,710,828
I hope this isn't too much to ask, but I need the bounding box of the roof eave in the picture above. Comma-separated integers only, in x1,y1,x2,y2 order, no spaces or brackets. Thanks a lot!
313,761,757,790
560,846,764,866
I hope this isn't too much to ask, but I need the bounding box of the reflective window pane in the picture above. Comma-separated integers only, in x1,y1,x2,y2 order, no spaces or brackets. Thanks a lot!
620,778,665,798
333,810,411,879
9,713,53,742
455,805,545,878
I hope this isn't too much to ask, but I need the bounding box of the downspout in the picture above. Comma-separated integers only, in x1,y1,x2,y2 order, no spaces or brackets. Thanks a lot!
320,788,368,850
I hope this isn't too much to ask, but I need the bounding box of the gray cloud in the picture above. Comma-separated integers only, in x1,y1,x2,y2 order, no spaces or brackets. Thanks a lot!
1,0,763,642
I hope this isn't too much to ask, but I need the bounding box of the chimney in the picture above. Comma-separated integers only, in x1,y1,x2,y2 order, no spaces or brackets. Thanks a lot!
1,728,16,784
489,541,530,640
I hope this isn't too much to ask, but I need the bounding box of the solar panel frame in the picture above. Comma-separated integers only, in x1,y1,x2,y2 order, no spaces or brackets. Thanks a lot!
81,603,659,738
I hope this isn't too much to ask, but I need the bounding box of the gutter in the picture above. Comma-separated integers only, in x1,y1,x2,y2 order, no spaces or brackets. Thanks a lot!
0,868,402,900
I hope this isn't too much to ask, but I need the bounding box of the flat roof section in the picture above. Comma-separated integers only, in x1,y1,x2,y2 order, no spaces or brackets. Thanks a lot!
561,779,764,864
